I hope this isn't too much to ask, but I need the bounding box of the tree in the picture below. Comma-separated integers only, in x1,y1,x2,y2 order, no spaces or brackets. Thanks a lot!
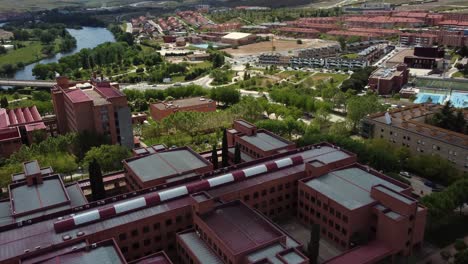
0,96,8,108
234,143,241,164
83,145,131,173
455,249,468,264
210,87,240,106
338,36,346,50
308,224,320,264
88,158,106,201
222,128,229,167
347,95,384,131
211,145,219,169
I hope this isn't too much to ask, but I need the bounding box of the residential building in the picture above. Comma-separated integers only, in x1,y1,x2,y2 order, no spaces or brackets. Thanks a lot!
51,76,134,148
149,96,216,121
403,47,445,70
0,106,49,158
399,32,438,47
277,27,320,38
368,64,409,95
0,139,427,264
361,104,468,171
296,44,341,58
258,54,291,66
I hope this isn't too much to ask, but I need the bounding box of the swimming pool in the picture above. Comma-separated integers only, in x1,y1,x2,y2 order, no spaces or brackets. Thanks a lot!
414,93,446,105
191,43,219,49
449,92,468,108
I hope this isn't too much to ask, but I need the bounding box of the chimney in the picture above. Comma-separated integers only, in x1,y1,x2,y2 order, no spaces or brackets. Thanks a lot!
23,161,43,186
56,76,69,89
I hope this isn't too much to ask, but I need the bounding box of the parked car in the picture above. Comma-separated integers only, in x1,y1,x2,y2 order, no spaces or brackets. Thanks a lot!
424,180,436,188
399,171,411,178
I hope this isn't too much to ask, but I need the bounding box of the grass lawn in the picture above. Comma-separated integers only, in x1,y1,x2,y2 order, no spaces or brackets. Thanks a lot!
310,73,348,87
0,41,44,66
275,70,310,82
341,53,359,59
189,61,212,70
452,71,467,78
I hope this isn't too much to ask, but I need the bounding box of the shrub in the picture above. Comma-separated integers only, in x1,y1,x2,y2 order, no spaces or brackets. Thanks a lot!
455,239,467,251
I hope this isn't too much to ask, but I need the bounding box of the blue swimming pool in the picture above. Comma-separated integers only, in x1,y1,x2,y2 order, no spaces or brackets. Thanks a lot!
449,92,468,108
191,43,219,49
414,93,446,105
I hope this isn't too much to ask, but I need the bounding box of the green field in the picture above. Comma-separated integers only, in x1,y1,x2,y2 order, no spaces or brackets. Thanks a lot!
0,41,44,67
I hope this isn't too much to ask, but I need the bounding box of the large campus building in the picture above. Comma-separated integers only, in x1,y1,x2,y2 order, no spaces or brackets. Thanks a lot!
361,104,468,171
368,64,409,95
0,120,427,264
51,76,133,148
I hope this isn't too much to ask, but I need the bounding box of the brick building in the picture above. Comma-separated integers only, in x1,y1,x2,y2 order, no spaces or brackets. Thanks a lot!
221,32,256,46
51,76,134,148
399,32,438,46
0,106,49,158
149,96,216,121
277,27,320,38
368,64,409,95
361,104,468,171
0,135,428,264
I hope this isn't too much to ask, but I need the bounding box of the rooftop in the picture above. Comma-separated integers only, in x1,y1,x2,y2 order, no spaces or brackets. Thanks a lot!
126,148,210,183
305,167,405,210
199,201,284,255
240,132,290,151
130,251,173,264
366,104,468,147
222,32,252,40
10,176,69,215
326,241,394,264
0,106,43,128
152,97,214,110
178,231,223,264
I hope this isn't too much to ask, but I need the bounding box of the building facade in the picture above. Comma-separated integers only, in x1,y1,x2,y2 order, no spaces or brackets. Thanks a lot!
368,64,409,95
51,76,133,148
361,104,468,171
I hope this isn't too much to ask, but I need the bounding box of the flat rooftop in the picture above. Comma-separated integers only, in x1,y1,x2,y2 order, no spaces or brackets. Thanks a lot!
83,89,109,106
306,167,404,210
10,176,69,215
152,97,214,110
240,132,290,151
246,242,306,264
178,231,223,264
36,241,125,264
199,202,283,255
222,32,252,40
130,251,173,264
126,148,210,182
326,241,394,264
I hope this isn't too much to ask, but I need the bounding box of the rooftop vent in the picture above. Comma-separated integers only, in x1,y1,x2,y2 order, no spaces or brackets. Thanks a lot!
63,235,71,241
76,231,85,237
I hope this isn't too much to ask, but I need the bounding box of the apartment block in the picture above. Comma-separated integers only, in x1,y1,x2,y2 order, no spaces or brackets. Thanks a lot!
368,64,409,95
51,76,134,148
361,104,468,171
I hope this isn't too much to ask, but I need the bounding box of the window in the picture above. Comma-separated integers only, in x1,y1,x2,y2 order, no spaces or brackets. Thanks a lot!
342,228,347,235
131,229,139,237
336,211,341,219
330,207,335,215
121,246,128,253
323,204,328,211
343,215,348,223
144,239,151,246
329,220,333,227
132,242,140,249
244,195,250,201
176,216,182,223
317,200,322,207
278,184,283,191
408,228,412,234
270,187,275,193
262,190,267,196
154,223,160,230
166,219,172,226
143,226,149,233
119,233,127,241
335,223,340,231
254,192,259,198
285,183,291,189
316,212,321,218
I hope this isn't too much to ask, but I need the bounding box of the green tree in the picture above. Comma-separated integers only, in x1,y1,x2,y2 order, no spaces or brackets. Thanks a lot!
234,143,241,164
83,145,131,173
212,145,219,169
347,95,384,131
222,128,229,167
210,87,240,106
0,96,8,108
88,158,106,201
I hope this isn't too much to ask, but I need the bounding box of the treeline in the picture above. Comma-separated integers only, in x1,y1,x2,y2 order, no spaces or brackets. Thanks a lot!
340,67,376,92
41,11,106,27
426,102,466,134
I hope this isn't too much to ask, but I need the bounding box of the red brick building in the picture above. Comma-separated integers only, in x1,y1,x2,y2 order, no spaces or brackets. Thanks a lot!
0,106,48,158
277,27,320,38
51,76,134,148
150,96,216,121
399,32,438,47
368,64,410,95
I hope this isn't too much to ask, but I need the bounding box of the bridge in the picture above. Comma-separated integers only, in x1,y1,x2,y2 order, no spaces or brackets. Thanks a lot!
0,79,56,88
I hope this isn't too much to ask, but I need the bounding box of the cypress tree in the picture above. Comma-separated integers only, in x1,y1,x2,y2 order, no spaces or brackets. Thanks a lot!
222,128,229,167
234,143,241,164
89,158,105,201
0,97,8,108
308,223,320,264
211,144,219,169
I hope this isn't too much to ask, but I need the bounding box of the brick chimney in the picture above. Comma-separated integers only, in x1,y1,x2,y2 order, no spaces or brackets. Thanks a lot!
56,76,69,89
23,161,43,186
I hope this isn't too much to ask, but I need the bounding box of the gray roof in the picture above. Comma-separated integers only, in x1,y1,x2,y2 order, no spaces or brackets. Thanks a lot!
127,150,208,182
306,167,403,210
246,242,305,264
178,231,223,264
11,177,68,214
228,147,254,162
24,161,40,176
241,132,289,151
0,201,13,226
40,244,124,264
385,211,402,220
374,186,414,205
66,184,88,207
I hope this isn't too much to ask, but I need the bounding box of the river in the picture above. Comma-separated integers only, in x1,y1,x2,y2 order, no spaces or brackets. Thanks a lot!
13,27,115,80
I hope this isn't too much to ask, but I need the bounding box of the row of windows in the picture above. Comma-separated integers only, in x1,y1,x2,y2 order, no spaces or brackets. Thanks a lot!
298,212,348,249
299,190,349,223
194,225,233,264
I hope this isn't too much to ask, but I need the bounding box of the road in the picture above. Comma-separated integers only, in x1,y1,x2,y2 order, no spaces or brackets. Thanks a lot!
121,75,213,90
